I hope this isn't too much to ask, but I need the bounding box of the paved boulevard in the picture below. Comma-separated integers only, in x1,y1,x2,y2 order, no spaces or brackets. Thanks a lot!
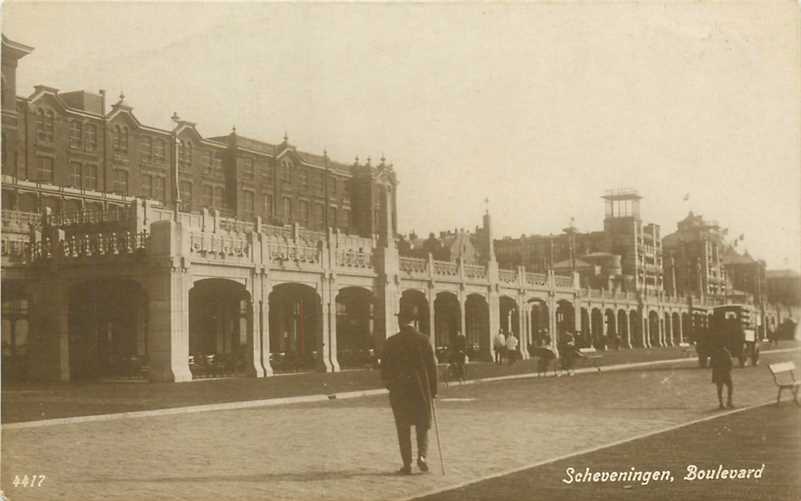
2,349,799,501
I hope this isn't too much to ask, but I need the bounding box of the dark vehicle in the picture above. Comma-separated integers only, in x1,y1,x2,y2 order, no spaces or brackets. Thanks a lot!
697,304,759,368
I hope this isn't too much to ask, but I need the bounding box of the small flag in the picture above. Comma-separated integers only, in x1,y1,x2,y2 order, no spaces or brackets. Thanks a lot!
682,193,690,201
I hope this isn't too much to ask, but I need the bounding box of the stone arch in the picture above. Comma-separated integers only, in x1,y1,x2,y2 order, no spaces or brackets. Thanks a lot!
672,312,681,344
528,298,550,347
630,309,643,348
590,308,604,349
336,286,375,369
605,309,617,349
465,293,489,360
647,310,659,347
434,291,460,352
617,309,629,348
68,278,148,380
556,299,575,336
268,282,323,373
189,278,252,378
2,281,32,381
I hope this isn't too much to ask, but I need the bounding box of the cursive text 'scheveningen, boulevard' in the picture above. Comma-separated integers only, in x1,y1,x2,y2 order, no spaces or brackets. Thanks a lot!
562,464,766,486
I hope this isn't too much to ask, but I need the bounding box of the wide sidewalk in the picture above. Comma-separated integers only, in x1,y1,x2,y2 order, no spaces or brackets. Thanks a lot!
2,348,799,501
2,342,797,424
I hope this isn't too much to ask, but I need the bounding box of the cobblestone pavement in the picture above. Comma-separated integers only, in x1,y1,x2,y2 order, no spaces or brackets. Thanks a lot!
2,350,799,501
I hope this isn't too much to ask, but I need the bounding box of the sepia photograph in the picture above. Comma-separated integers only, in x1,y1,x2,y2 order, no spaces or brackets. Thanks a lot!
1,1,800,500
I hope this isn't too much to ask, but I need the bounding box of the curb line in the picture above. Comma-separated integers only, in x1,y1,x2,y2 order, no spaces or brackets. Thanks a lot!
3,347,799,430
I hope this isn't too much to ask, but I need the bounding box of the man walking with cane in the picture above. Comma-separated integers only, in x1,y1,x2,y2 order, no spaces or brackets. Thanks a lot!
381,303,438,475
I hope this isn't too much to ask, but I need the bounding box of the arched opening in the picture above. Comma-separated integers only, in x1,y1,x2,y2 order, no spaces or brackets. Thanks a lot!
556,300,575,336
648,311,660,347
68,279,147,380
336,287,375,369
189,279,251,378
529,299,550,347
590,308,604,349
579,308,591,347
681,312,690,343
663,312,672,346
465,294,489,360
499,296,519,337
399,289,429,336
434,292,460,359
630,310,643,348
672,312,681,344
605,309,617,349
617,309,629,348
269,283,322,373
2,282,31,381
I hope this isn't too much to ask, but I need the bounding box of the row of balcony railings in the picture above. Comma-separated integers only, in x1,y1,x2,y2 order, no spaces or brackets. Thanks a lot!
398,256,572,288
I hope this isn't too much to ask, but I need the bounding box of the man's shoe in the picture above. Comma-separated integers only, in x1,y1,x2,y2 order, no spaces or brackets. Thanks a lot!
397,465,412,475
417,457,429,473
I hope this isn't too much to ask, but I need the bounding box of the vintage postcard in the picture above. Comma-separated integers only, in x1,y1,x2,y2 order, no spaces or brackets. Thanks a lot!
1,2,799,500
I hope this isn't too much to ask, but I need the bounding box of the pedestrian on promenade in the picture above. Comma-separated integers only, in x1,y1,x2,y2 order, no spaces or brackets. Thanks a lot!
505,333,519,365
381,303,438,475
494,330,506,366
558,331,578,375
449,331,467,382
711,344,734,409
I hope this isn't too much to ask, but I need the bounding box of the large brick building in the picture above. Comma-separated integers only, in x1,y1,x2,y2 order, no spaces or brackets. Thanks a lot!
662,211,728,298
0,37,396,240
494,189,663,292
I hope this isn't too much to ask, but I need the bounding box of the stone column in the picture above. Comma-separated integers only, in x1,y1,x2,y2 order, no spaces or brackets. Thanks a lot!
488,289,500,362
642,314,650,349
518,297,530,359
328,283,340,372
625,312,633,349
427,287,436,347
678,315,684,344
245,289,266,378
146,219,192,382
458,292,466,342
548,298,558,356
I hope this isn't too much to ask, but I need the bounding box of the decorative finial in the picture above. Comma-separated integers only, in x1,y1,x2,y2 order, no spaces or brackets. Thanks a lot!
380,154,386,165
366,156,372,166
283,131,288,143
171,112,180,122
118,91,125,103
323,149,328,159
232,125,237,134
354,155,360,165
484,197,489,215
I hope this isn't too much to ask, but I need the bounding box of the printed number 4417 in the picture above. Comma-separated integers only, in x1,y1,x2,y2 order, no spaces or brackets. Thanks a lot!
12,475,46,488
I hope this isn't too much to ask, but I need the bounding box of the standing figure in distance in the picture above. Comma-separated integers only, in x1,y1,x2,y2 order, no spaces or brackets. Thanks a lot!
381,303,438,475
711,344,734,409
505,333,519,365
493,330,506,366
450,330,467,382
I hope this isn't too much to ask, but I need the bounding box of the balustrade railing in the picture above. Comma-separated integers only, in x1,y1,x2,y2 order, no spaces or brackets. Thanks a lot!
269,243,320,264
400,256,427,274
218,218,256,233
336,249,373,269
61,231,149,258
433,260,457,277
463,264,487,280
499,269,517,283
1,237,32,263
525,272,548,286
2,210,40,229
189,232,250,257
554,274,574,288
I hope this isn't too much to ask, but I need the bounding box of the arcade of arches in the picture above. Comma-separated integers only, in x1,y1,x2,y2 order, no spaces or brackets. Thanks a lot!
4,274,693,382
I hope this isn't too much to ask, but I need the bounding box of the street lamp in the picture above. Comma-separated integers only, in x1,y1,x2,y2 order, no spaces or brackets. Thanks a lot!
562,217,577,273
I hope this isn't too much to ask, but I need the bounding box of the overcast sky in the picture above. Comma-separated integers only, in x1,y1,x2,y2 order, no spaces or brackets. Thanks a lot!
3,1,799,270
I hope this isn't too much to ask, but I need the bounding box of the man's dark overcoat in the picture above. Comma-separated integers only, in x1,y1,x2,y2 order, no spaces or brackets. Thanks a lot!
381,324,438,429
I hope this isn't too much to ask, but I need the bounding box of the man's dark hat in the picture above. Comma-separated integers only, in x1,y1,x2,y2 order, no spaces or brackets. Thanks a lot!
396,303,418,323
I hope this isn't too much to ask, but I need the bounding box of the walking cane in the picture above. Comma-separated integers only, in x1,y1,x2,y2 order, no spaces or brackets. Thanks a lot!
419,353,446,475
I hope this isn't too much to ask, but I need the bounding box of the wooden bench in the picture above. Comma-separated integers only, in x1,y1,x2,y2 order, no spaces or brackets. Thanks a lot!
768,362,800,406
678,342,694,357
578,347,603,373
